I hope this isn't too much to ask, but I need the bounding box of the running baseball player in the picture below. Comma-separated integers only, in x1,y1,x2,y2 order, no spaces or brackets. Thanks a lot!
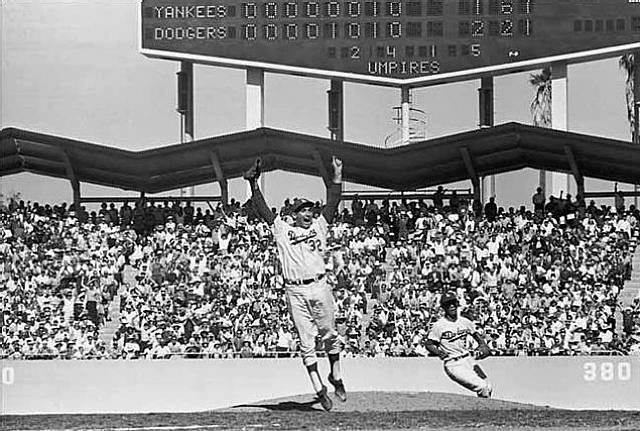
243,156,346,411
425,291,493,398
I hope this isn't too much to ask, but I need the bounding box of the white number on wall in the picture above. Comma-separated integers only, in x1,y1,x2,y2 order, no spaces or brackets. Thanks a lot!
2,367,14,385
584,362,631,382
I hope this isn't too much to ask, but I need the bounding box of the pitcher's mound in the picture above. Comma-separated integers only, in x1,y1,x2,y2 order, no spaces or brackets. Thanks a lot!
225,391,550,412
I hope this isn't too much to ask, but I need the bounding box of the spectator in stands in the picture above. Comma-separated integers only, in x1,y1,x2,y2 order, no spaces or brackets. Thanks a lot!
433,186,445,210
449,191,460,212
484,197,498,222
532,187,545,221
615,184,625,214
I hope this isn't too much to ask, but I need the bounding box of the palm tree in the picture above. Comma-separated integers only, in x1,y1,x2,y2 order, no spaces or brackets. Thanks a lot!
529,67,552,190
529,67,552,128
619,53,636,141
619,52,637,206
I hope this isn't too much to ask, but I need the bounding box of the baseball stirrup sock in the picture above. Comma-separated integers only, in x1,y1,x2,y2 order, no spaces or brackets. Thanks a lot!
473,364,487,379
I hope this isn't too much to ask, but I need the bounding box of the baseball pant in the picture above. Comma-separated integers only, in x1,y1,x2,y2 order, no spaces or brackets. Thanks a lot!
285,279,341,366
444,356,492,398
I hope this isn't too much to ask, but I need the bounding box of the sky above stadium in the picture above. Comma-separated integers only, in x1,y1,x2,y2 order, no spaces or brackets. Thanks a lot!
0,0,635,209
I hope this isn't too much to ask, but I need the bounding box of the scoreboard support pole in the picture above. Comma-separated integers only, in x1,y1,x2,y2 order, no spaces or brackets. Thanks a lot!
401,86,411,145
246,68,265,200
478,76,495,203
550,61,570,200
177,61,195,197
328,79,345,210
328,79,344,142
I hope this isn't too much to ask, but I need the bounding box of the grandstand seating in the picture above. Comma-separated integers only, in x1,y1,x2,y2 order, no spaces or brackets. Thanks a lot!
2,194,640,359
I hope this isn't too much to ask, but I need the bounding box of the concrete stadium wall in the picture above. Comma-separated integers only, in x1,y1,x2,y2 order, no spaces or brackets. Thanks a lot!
2,356,640,414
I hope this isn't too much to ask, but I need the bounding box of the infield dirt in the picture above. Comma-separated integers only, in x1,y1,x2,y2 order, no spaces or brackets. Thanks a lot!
3,392,640,431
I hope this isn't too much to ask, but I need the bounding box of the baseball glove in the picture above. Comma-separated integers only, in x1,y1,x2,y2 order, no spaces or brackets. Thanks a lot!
475,344,491,360
243,158,261,181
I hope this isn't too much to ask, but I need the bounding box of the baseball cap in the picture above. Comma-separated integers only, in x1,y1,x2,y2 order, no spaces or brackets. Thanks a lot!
290,198,314,213
440,291,458,307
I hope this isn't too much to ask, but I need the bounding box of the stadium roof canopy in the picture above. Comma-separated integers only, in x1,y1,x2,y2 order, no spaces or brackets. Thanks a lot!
1,122,639,195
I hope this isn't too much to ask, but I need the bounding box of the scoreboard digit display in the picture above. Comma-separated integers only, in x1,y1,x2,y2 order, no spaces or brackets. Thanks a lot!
140,0,640,86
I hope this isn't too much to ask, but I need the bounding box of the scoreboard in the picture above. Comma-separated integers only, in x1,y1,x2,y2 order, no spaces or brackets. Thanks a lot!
140,0,640,86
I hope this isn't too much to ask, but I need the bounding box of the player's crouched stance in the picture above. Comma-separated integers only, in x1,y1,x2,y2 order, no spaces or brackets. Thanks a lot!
425,292,493,398
244,156,347,411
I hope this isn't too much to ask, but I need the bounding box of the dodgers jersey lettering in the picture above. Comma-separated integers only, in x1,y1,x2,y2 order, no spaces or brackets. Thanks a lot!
427,316,477,360
272,215,328,281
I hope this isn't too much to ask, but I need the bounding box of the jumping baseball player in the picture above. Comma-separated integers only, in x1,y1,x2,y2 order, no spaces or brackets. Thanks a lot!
425,291,493,398
243,156,346,411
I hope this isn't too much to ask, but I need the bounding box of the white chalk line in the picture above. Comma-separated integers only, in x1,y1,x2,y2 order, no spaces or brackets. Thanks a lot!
26,424,275,431
23,426,221,431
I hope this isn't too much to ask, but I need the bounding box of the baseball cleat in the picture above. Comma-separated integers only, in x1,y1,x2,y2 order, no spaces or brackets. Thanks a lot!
316,385,333,411
478,381,493,398
328,373,347,402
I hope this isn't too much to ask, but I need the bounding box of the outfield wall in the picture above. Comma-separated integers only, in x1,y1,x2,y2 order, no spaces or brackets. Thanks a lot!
2,356,639,414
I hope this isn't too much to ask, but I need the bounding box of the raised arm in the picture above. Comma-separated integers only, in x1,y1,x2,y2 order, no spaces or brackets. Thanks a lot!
244,158,276,224
322,156,343,223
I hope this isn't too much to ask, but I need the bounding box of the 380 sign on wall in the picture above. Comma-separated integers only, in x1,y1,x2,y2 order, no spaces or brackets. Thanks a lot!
147,0,640,85
583,361,632,382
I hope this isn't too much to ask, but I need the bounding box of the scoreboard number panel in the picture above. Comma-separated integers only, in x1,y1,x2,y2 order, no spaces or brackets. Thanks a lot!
140,0,640,86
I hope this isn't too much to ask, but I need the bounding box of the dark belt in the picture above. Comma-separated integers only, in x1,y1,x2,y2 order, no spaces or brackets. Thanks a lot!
445,352,470,363
285,273,325,286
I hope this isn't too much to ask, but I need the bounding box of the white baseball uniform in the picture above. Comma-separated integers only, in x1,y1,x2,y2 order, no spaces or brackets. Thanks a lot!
427,315,492,397
272,215,341,366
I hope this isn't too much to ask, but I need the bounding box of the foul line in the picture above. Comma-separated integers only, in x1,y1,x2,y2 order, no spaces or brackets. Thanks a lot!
107,426,222,431
31,425,223,431
27,424,279,431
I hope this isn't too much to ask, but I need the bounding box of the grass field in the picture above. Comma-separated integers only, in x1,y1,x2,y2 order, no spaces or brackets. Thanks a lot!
4,392,640,431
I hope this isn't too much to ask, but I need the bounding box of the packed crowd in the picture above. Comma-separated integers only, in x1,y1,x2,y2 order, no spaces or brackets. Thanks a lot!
2,190,640,360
